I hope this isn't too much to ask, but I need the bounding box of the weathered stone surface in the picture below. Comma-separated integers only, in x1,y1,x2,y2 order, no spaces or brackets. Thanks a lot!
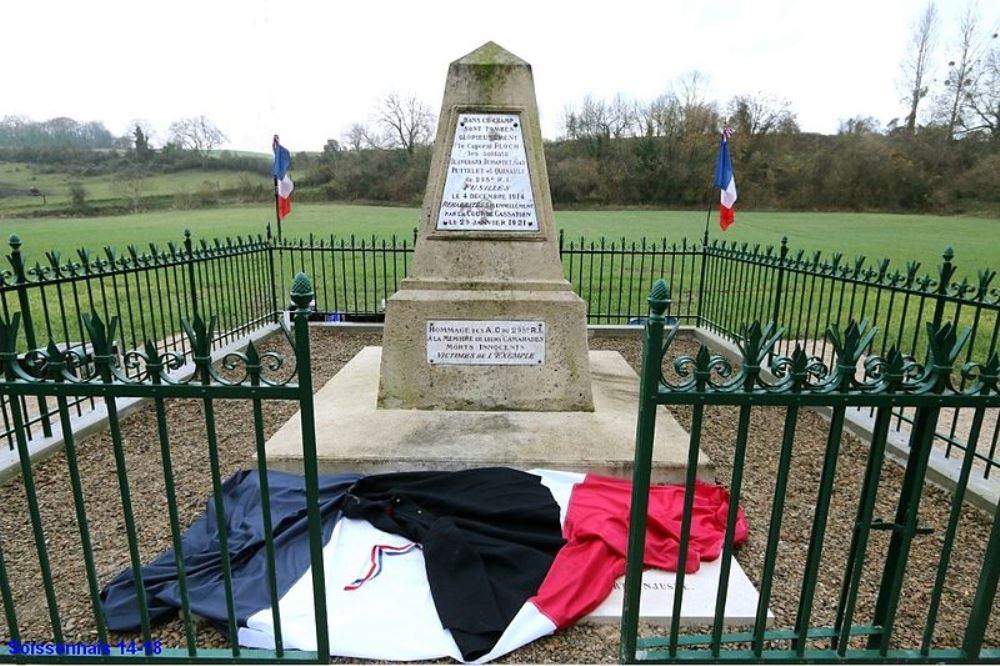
378,42,593,411
380,290,591,411
267,347,712,482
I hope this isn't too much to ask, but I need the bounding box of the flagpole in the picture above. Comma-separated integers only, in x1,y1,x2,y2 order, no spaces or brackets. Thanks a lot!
273,174,282,242
272,133,283,242
703,195,713,248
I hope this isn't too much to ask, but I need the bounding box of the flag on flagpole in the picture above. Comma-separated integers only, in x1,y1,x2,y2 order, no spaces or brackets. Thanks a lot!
713,127,737,231
272,135,294,220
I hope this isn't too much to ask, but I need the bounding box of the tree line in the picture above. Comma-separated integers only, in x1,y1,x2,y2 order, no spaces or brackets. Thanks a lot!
0,114,248,172
309,3,997,214
303,93,997,214
2,2,997,216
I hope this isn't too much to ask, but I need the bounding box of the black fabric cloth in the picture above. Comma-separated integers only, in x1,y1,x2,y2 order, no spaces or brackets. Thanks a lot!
101,469,360,631
342,467,565,661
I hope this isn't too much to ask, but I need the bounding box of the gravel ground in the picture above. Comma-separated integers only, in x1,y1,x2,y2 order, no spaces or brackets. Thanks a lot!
0,329,996,662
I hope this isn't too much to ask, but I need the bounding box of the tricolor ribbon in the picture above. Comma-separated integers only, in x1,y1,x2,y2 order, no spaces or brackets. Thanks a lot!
343,542,423,591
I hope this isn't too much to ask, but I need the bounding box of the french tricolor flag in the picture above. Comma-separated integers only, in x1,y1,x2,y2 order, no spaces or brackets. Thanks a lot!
714,127,737,231
272,135,294,220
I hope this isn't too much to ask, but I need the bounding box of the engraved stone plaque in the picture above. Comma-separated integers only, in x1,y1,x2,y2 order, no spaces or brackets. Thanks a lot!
426,320,545,365
436,113,538,231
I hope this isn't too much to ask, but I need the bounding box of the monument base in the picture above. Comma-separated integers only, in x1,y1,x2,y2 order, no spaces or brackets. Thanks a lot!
264,347,712,482
378,287,594,411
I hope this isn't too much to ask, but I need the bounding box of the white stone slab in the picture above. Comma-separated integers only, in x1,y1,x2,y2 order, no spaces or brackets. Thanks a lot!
582,557,770,626
265,347,712,483
426,320,545,365
437,112,537,231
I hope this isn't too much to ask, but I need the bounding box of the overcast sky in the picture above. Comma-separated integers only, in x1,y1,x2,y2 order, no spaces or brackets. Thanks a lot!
5,0,991,152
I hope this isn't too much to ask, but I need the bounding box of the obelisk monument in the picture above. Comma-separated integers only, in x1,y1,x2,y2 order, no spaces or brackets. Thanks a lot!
378,42,593,411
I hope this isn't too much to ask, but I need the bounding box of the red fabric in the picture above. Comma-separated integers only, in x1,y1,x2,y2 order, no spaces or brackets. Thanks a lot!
719,204,735,231
530,474,747,628
278,196,292,220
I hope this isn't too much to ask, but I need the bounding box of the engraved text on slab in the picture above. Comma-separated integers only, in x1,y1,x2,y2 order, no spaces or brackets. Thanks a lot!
436,113,538,231
426,320,545,365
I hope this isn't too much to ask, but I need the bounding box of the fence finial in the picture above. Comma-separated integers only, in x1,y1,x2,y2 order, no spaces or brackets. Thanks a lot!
291,272,314,311
648,279,671,320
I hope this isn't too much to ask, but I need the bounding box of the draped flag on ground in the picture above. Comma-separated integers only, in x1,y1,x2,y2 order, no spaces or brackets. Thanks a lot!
714,127,737,231
102,467,747,663
272,135,294,220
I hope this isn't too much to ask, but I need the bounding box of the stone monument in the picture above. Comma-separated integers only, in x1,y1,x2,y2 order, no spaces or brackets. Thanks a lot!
377,42,593,412
262,44,762,628
265,42,708,482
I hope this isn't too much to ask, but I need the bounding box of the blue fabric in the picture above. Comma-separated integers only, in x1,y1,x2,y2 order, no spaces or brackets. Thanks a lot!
272,143,291,179
713,136,733,189
101,469,360,632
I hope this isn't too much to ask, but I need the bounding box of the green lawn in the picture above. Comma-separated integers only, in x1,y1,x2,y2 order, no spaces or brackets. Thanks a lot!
0,162,270,212
0,202,996,368
2,204,998,280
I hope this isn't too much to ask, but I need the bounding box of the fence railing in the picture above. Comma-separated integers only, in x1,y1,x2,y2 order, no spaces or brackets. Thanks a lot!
0,230,277,450
622,279,1000,662
3,226,999,479
0,272,330,663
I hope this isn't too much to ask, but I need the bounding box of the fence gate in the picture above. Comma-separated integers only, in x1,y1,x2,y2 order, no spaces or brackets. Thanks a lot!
621,279,1000,663
0,273,329,663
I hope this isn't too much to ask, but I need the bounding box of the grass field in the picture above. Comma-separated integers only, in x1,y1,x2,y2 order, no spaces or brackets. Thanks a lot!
2,204,998,280
0,162,270,212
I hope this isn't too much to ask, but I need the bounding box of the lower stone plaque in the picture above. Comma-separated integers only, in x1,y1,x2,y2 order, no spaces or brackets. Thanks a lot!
426,320,546,365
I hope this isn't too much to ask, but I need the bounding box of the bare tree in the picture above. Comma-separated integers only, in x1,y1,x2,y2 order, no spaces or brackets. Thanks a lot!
578,94,609,138
561,104,580,139
342,122,385,150
677,70,710,111
673,70,720,134
167,115,228,156
937,4,981,137
607,93,639,139
838,116,883,135
901,2,939,133
377,93,434,156
964,27,999,137
726,93,797,136
637,94,682,138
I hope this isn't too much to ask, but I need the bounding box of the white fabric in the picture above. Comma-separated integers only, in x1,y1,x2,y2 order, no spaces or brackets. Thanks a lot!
277,173,294,198
721,175,737,208
239,470,575,662
530,468,584,528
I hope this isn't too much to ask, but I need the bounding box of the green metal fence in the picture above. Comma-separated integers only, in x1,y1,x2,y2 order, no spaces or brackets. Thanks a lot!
6,227,997,479
0,273,329,663
621,279,1000,663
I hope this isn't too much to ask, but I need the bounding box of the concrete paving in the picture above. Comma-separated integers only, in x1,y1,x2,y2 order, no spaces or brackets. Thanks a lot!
264,346,713,482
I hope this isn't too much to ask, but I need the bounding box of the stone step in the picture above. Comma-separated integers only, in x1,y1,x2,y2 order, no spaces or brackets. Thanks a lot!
263,346,713,483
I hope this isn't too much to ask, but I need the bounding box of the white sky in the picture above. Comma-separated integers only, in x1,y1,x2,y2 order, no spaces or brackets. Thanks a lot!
4,0,993,152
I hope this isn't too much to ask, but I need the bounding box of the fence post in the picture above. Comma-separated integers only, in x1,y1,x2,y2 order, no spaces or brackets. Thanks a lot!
696,229,710,326
290,272,330,661
769,237,789,359
6,234,52,437
931,246,956,330
771,237,789,326
183,229,199,322
962,496,1000,659
868,322,967,653
266,224,279,324
620,278,670,663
